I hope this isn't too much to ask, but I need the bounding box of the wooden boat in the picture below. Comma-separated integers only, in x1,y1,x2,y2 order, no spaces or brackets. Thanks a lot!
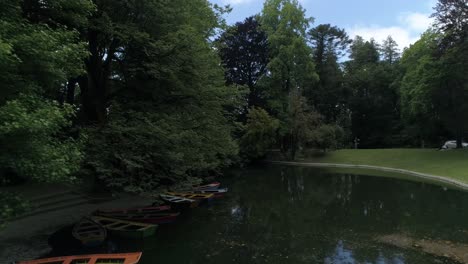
90,216,157,239
16,252,142,264
72,217,107,247
191,187,228,198
159,194,200,208
165,192,214,201
95,206,180,224
193,181,221,191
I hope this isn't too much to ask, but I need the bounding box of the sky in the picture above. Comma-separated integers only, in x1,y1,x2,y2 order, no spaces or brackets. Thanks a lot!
209,0,437,50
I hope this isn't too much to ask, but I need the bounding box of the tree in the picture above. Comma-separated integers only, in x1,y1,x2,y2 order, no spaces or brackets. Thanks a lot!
0,0,88,183
308,24,351,122
240,107,279,161
381,36,400,64
260,0,319,157
344,36,401,148
431,0,468,148
286,92,322,159
83,0,239,191
400,31,444,146
217,16,269,109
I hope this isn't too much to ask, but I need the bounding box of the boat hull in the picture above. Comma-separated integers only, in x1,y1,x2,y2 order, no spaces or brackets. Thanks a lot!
72,217,107,248
16,252,142,264
96,212,180,224
91,216,157,239
95,206,179,224
193,182,221,191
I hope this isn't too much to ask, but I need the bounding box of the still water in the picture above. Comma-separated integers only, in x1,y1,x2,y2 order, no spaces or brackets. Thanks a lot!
57,165,468,263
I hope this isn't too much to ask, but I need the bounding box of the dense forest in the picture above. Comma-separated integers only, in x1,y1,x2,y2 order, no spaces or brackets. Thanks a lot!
0,0,467,197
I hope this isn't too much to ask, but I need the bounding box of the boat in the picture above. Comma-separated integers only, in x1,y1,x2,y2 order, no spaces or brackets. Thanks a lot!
165,192,214,201
190,187,228,198
159,194,200,208
193,182,221,191
72,217,107,247
16,252,142,264
94,206,180,224
90,216,157,239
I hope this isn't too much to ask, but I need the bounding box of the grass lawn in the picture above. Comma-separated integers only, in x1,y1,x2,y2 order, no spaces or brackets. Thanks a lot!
303,148,468,184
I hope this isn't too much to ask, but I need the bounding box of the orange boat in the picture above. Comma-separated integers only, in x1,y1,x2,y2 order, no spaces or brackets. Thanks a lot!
16,252,142,264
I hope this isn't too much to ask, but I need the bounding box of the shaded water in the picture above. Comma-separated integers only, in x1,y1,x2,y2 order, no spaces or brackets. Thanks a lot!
57,165,468,263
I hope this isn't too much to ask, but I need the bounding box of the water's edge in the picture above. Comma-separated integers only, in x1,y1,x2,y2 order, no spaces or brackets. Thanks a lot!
267,161,468,191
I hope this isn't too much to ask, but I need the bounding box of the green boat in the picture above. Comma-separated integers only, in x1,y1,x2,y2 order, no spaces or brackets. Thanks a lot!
90,216,157,239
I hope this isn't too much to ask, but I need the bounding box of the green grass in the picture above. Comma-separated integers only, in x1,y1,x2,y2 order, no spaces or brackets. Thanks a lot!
303,148,468,184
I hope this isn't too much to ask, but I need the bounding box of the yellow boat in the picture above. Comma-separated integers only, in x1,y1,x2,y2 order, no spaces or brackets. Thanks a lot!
165,192,214,200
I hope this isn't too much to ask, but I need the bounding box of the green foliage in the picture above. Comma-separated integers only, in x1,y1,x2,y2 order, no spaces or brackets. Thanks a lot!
344,36,401,148
217,16,269,112
0,1,87,184
80,0,240,191
285,93,322,159
240,107,280,161
260,0,318,117
400,31,441,143
0,95,83,182
309,124,344,151
85,105,238,193
308,24,351,122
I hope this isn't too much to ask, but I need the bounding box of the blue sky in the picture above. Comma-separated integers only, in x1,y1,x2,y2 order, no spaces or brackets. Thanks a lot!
210,0,436,49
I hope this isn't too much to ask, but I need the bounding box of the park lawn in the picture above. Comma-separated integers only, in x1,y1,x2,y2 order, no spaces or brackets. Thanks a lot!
305,148,468,184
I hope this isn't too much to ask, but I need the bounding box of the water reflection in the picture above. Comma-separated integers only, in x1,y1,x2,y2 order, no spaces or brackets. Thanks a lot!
51,166,467,263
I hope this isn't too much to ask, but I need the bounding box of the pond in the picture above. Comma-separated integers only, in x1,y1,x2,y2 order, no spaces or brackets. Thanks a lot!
52,165,468,263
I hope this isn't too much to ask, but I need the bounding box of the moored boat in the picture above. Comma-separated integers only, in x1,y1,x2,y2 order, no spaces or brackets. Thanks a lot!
159,194,200,208
90,216,157,239
165,192,214,201
16,252,142,264
190,187,228,198
95,206,180,224
192,182,221,191
72,217,107,247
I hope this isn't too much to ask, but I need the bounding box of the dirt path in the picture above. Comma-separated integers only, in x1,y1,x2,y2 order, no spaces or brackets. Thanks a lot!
268,161,468,190
0,195,152,263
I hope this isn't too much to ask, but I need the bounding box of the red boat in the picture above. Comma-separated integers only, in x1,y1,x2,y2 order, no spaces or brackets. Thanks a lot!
94,206,180,224
193,182,221,191
16,252,142,264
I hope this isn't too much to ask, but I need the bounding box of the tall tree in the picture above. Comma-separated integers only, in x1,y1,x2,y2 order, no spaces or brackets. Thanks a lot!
400,31,444,146
432,0,468,148
217,16,269,109
381,36,400,64
344,36,400,148
84,0,239,191
260,0,319,158
308,24,351,122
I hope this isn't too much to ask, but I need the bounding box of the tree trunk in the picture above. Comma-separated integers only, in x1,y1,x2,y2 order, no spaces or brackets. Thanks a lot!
78,29,116,124
65,78,78,104
456,128,463,148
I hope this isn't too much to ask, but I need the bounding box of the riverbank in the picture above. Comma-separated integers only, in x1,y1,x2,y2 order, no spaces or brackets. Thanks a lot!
0,194,152,263
269,148,468,189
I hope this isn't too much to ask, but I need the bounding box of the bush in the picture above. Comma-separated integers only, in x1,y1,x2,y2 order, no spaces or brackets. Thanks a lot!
240,107,280,161
0,95,83,183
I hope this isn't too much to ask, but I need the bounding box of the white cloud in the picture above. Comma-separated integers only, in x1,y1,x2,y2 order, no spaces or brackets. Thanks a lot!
348,10,434,50
399,12,434,31
349,25,418,49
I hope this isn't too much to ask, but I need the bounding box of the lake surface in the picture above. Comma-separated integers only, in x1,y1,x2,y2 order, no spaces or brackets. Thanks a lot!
55,165,468,263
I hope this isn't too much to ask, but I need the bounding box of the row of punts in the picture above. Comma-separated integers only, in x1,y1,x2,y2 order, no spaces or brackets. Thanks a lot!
15,182,227,264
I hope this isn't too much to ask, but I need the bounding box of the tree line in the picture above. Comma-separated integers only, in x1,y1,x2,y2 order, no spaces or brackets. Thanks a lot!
0,0,466,191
